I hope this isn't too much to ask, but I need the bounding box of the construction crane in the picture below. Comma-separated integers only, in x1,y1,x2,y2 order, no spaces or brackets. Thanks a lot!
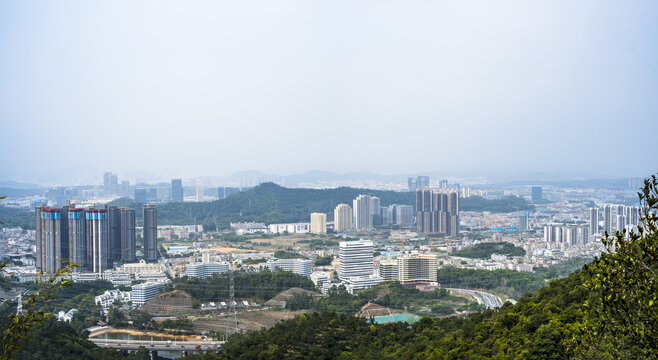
425,236,453,254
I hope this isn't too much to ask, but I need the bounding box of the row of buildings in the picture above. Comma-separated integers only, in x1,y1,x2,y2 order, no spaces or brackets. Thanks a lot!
416,189,460,236
589,205,641,235
36,204,158,273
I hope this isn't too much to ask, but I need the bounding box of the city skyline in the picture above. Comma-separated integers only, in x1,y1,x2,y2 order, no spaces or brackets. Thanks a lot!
1,1,657,184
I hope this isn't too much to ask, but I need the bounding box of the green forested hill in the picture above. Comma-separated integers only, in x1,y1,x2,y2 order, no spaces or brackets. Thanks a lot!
187,271,590,360
1,183,534,230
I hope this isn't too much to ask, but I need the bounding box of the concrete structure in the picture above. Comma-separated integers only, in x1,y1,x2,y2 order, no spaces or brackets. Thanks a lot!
353,195,372,230
95,289,131,307
268,223,310,234
397,254,438,284
36,207,68,273
379,260,398,282
310,271,331,293
310,213,327,234
343,275,384,294
143,204,158,262
518,211,529,231
85,209,108,273
416,189,460,236
117,260,165,277
589,207,599,235
186,262,230,279
131,280,169,306
260,259,311,277
120,208,136,262
334,204,353,233
105,205,121,265
603,205,612,233
339,240,374,280
68,208,86,271
171,179,183,202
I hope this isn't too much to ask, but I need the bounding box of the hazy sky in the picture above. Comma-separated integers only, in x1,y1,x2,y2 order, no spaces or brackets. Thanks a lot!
1,1,656,185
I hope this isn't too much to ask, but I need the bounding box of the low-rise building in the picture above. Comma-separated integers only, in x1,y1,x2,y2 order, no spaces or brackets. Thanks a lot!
95,289,132,307
131,280,169,306
260,259,312,277
186,262,230,279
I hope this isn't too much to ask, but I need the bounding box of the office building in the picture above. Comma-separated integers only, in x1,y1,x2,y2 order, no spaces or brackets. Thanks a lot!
120,208,136,262
379,260,398,282
334,204,353,233
143,204,158,262
186,262,230,279
36,207,68,273
339,240,374,280
68,208,86,271
131,280,169,306
518,211,529,231
310,213,327,234
103,172,118,195
416,189,459,236
260,259,312,277
603,205,613,233
531,186,542,202
353,195,372,230
397,254,438,284
105,205,121,265
589,208,599,235
86,209,108,273
369,196,381,226
171,179,183,202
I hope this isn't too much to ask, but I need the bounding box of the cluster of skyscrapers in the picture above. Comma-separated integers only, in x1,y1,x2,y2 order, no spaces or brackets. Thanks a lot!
543,224,590,246
331,196,414,233
35,204,158,273
590,204,640,235
416,189,460,236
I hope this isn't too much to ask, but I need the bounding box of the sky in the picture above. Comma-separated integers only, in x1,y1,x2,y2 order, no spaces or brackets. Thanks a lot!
1,1,656,185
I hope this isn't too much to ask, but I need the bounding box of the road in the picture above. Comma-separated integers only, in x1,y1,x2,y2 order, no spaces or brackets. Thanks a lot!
90,338,225,352
447,288,504,309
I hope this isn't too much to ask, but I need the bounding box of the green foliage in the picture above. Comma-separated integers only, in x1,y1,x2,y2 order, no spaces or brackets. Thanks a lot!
0,206,33,229
172,270,316,302
186,272,587,359
157,318,194,331
436,258,590,299
460,195,535,213
129,309,154,330
273,250,303,259
313,256,333,266
453,241,526,259
285,293,314,311
0,264,76,359
577,174,658,358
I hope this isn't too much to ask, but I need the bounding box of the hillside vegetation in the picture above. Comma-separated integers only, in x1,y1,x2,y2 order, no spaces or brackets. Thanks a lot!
453,241,526,259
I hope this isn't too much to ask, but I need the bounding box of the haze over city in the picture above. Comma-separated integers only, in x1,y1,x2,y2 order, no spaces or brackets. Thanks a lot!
1,1,657,185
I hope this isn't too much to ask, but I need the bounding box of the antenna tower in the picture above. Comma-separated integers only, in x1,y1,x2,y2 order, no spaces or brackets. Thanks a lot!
224,266,238,341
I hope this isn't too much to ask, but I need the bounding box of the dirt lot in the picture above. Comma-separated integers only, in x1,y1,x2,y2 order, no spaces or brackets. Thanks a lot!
192,308,309,333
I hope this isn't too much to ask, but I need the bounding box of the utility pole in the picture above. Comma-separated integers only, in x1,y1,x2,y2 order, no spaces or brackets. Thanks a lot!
224,266,237,342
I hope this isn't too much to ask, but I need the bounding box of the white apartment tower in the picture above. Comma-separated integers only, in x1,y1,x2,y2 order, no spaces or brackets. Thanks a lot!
310,213,327,234
334,204,353,233
353,195,372,230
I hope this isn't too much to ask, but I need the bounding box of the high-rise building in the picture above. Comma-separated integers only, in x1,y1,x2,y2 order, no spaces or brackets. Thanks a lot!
616,215,626,233
518,211,529,231
36,207,68,273
394,205,414,227
416,189,459,236
369,196,381,226
603,205,612,233
68,208,86,271
134,188,147,203
531,186,542,202
625,206,639,227
85,209,108,273
143,204,158,262
408,177,417,192
589,208,599,235
171,179,183,202
103,172,118,195
353,195,372,230
339,240,374,280
120,208,136,262
334,204,353,233
310,213,327,234
105,205,121,266
196,187,204,202
438,179,448,189
397,254,438,284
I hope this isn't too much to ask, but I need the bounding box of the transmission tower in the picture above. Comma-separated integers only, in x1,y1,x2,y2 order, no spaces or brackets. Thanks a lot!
224,266,237,341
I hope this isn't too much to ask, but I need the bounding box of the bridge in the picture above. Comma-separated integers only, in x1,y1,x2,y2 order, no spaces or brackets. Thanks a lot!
447,288,504,309
90,338,225,353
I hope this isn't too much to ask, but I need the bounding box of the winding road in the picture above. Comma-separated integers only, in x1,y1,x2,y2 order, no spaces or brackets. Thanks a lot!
447,288,504,309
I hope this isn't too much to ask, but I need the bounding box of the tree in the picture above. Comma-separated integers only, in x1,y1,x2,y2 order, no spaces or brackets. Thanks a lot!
579,174,658,358
0,263,75,360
